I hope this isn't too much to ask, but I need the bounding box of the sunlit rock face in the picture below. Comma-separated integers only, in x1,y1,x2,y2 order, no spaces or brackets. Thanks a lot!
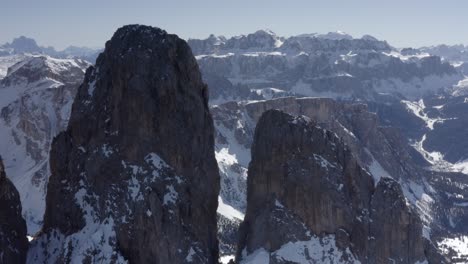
237,110,442,264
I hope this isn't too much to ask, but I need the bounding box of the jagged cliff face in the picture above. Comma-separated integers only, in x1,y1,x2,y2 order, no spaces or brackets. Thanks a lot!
213,97,429,215
0,55,89,233
28,25,220,263
237,110,437,263
213,97,468,260
0,157,28,264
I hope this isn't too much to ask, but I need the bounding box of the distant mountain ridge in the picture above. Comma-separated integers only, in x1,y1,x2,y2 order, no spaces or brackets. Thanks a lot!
188,30,462,104
0,36,102,62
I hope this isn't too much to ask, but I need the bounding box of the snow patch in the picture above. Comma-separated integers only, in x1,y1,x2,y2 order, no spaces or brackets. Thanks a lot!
101,144,114,157
251,87,287,100
214,122,251,211
127,174,144,201
438,236,468,260
453,159,468,174
275,199,284,209
402,99,445,130
401,180,434,224
220,255,235,264
28,184,127,263
87,79,96,97
144,152,166,169
452,76,468,96
163,185,178,205
185,247,196,262
240,234,360,264
313,154,336,170
217,196,245,221
365,149,391,185
241,248,270,264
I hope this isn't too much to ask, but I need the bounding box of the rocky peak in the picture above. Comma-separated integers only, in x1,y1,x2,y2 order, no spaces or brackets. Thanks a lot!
28,24,219,263
361,34,379,41
211,96,435,256
4,36,42,54
70,24,213,175
316,31,354,40
237,109,443,263
224,30,283,51
238,109,373,259
0,156,28,264
207,34,227,45
250,29,278,40
187,34,227,55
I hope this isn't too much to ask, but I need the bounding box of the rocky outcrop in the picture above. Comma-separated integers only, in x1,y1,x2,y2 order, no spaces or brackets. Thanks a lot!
0,157,28,264
3,36,42,54
212,97,437,256
212,97,428,213
28,25,219,263
212,96,468,262
369,178,426,263
243,97,426,184
236,110,441,263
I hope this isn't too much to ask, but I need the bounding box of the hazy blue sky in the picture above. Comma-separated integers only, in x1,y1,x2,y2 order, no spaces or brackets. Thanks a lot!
1,0,467,50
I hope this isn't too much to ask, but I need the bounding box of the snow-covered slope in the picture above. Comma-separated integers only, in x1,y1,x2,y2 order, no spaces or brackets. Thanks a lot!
0,54,29,79
240,236,359,264
0,55,89,234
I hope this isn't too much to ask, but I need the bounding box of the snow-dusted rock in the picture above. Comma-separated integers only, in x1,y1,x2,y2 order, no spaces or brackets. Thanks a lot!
28,25,219,264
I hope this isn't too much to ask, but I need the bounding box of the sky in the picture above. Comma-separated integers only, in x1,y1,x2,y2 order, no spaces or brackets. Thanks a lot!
1,0,468,50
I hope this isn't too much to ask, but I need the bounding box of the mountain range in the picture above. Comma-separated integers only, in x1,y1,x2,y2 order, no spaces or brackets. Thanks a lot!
0,36,101,70
1,27,468,263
